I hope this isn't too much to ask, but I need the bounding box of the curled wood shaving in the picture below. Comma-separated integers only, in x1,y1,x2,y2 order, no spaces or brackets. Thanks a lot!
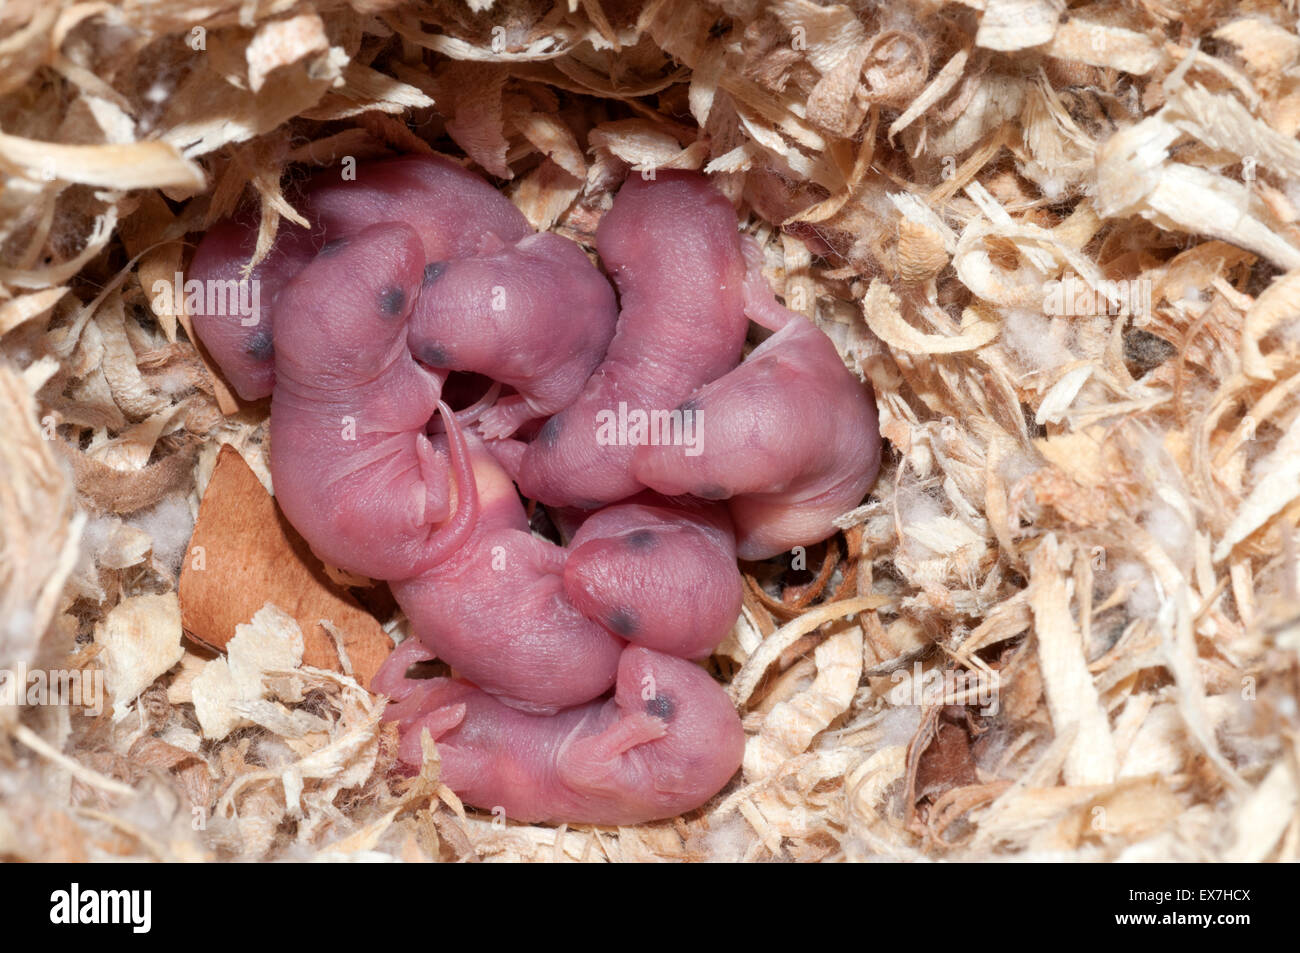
730,595,888,707
861,279,1000,354
0,131,205,190
743,625,864,779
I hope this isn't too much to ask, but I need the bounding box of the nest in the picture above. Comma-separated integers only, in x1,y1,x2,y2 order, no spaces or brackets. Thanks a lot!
2,0,1299,862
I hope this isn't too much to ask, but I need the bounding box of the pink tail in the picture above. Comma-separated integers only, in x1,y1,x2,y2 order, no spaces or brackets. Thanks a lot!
420,400,480,566
739,235,799,333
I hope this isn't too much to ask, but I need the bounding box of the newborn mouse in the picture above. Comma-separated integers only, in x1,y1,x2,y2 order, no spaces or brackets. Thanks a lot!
188,154,532,400
377,644,745,826
408,231,618,439
517,172,749,508
269,221,476,580
563,496,742,659
388,430,624,714
631,237,881,559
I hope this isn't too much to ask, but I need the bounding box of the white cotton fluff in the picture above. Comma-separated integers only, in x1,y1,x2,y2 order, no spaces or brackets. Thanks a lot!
149,364,197,397
1035,173,1070,204
876,703,923,747
127,493,195,576
1139,498,1194,569
250,734,299,771
896,484,950,562
79,515,117,570
1177,284,1206,309
1112,560,1161,621
701,811,755,862
1001,307,1074,372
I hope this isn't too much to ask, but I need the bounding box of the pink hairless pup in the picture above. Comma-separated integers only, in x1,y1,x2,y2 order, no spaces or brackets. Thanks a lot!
301,155,531,263
516,171,750,508
269,221,477,581
631,237,881,559
408,231,618,439
187,154,531,400
375,645,744,826
186,216,318,401
388,431,624,714
563,496,743,659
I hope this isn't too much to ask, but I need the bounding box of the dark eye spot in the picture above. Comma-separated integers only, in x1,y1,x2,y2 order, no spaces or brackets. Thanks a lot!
423,261,447,285
606,608,637,636
417,344,449,367
538,414,562,447
696,484,729,500
245,330,272,361
624,530,656,550
379,286,405,316
645,694,674,720
320,237,348,256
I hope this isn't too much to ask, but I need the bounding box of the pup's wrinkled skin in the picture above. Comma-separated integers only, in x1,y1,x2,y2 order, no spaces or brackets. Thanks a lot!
564,497,742,659
389,432,624,714
409,232,618,438
631,238,882,559
188,155,530,400
186,216,318,400
517,172,749,508
269,222,477,580
373,644,744,826
301,154,531,263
